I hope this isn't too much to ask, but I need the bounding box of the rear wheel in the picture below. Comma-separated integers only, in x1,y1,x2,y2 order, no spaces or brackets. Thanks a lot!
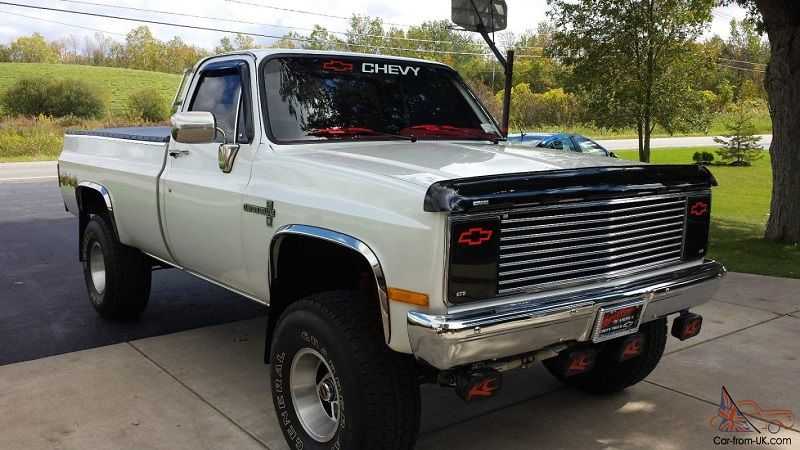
270,291,420,450
544,318,667,394
81,214,151,320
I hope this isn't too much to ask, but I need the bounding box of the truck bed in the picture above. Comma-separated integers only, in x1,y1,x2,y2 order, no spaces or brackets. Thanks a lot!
59,128,172,262
66,127,171,143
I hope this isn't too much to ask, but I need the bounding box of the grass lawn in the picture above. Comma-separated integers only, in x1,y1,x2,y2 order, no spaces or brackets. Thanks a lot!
0,63,181,117
616,147,800,279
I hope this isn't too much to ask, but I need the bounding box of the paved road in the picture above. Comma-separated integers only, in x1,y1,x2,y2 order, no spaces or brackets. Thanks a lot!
0,179,265,365
598,134,773,151
0,161,57,182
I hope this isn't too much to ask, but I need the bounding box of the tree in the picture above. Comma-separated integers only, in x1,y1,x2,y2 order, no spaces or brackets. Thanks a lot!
714,101,765,165
727,0,800,242
7,33,60,63
547,0,715,162
125,26,163,72
214,36,235,54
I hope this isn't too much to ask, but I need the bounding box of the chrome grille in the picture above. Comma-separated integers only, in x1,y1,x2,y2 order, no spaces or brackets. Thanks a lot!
497,195,687,294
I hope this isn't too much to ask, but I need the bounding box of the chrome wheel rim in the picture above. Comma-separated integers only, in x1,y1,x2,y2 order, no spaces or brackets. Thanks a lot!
88,241,106,294
289,348,340,443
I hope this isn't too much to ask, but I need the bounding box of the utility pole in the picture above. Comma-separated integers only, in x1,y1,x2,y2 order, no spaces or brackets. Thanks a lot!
478,30,514,136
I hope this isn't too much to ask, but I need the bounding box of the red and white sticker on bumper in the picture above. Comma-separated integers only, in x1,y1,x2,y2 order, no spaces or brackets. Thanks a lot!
592,300,646,343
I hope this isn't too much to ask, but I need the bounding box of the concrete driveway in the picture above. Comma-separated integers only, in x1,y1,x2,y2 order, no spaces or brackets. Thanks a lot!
0,272,798,450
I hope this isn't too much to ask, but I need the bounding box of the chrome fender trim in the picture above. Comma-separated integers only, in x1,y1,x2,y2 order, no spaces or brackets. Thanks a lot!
269,224,391,343
77,181,113,211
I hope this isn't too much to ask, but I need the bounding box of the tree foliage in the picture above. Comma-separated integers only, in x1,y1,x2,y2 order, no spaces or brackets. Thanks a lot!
547,0,715,162
6,33,59,63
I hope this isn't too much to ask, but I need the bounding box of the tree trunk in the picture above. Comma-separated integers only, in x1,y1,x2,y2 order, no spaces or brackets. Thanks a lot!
642,115,652,163
759,1,800,243
637,120,646,162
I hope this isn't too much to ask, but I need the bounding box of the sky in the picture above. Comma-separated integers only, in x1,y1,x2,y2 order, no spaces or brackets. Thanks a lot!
0,0,750,50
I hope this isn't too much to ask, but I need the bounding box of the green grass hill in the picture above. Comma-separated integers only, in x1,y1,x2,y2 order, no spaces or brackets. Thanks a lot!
0,63,181,117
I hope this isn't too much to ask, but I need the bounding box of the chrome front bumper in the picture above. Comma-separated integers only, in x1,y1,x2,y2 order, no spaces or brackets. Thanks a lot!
407,260,726,370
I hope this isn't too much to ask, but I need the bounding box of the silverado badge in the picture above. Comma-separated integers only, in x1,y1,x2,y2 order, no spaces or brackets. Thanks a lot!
244,201,276,227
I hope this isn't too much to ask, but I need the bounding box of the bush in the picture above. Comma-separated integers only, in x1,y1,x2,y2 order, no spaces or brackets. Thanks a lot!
126,88,169,122
0,77,104,118
692,151,715,165
0,115,63,160
500,84,583,129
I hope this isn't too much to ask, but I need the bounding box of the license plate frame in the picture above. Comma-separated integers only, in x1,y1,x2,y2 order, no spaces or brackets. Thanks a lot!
592,300,646,343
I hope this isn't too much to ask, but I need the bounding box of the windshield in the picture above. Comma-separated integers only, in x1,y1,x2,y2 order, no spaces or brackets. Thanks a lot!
574,136,609,155
262,56,500,142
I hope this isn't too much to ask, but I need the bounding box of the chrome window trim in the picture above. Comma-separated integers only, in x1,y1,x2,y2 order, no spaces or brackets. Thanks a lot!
269,224,391,344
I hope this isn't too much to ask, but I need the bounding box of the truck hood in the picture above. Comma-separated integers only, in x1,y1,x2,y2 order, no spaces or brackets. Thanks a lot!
279,140,638,188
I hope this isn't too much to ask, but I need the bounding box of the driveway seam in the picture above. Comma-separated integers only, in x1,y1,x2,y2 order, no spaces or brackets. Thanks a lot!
645,380,800,434
711,298,796,315
127,341,272,450
664,315,783,356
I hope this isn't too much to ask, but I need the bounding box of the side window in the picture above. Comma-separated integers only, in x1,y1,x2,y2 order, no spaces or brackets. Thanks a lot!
548,139,563,150
560,137,575,151
189,69,251,144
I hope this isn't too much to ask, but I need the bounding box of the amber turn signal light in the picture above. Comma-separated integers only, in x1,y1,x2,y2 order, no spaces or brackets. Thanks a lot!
388,288,429,306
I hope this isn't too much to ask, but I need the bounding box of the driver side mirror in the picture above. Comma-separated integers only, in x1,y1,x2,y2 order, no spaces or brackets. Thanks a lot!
170,111,216,144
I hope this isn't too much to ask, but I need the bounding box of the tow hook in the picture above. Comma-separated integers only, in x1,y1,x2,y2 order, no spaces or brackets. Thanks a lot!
672,312,703,341
453,368,502,402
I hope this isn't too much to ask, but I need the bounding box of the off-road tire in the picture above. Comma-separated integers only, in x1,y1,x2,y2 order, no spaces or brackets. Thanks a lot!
544,318,667,394
81,214,151,320
269,290,420,450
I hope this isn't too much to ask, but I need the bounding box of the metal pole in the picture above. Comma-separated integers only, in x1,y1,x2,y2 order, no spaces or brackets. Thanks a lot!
501,49,514,137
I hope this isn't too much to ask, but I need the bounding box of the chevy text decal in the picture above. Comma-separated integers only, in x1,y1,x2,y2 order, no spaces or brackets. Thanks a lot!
320,60,420,76
362,63,420,76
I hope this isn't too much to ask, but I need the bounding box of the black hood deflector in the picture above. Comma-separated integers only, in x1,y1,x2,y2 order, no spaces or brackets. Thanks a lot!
424,164,717,213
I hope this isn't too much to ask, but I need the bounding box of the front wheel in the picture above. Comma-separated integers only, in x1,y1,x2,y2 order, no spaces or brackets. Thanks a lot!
544,318,667,394
269,291,420,450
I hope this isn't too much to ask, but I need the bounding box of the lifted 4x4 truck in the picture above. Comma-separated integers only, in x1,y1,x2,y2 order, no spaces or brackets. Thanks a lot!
58,49,725,450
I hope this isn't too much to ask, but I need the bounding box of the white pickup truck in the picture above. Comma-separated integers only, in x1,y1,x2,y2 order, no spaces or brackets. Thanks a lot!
58,49,725,450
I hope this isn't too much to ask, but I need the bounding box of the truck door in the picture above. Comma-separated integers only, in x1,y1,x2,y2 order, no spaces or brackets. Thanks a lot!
161,57,258,295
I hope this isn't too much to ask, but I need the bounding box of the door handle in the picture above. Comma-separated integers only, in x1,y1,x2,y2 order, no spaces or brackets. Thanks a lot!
169,149,190,158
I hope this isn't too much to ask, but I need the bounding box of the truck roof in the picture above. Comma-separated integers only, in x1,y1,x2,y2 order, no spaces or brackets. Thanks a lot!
215,48,451,68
